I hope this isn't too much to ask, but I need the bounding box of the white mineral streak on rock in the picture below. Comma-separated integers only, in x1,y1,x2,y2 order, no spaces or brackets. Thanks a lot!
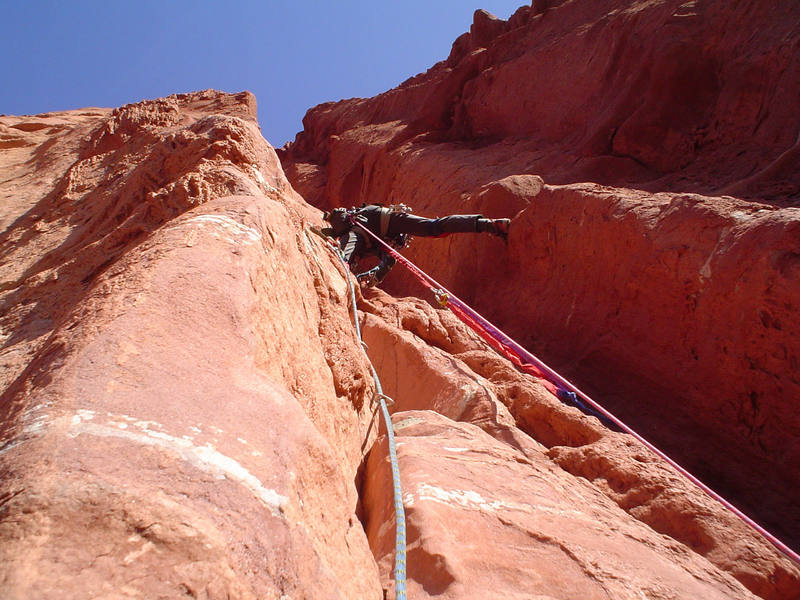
67,411,287,516
181,214,262,245
407,482,587,520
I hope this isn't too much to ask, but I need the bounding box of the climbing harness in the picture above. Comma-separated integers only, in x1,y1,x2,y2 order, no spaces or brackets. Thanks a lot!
310,225,408,599
352,221,800,568
379,207,392,237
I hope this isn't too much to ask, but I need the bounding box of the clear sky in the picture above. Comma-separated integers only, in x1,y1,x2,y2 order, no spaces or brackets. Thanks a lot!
2,1,528,148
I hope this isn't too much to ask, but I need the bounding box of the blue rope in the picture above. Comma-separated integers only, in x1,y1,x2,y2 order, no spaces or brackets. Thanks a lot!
334,246,407,600
556,388,621,432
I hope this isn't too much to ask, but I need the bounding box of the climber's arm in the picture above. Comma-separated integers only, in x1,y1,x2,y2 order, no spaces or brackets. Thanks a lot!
356,252,396,286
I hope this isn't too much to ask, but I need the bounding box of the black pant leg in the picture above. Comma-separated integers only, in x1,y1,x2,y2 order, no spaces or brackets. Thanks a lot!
387,213,440,236
387,213,480,237
339,230,364,264
434,214,481,234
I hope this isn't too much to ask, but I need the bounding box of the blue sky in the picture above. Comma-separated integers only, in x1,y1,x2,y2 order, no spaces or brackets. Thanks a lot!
2,1,528,147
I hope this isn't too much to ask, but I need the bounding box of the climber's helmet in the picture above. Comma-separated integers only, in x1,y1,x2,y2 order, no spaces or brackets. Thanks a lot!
323,207,352,235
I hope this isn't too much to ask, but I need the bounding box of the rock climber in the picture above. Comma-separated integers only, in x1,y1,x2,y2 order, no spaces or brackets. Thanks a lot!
321,203,510,286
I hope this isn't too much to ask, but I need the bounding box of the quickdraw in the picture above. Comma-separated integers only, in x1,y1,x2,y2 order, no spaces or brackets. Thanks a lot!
432,288,449,307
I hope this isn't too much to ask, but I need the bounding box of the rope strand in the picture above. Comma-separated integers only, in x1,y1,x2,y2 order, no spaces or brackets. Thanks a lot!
332,240,408,599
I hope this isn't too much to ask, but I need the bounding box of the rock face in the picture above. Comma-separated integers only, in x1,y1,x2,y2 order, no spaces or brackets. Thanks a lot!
4,92,796,600
0,91,382,599
278,1,800,598
359,290,798,599
366,411,754,600
284,0,800,206
1,6,799,600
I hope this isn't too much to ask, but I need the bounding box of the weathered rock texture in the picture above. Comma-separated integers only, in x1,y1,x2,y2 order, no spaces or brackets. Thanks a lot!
4,91,796,600
280,3,800,597
284,0,800,206
1,5,799,599
359,290,799,599
367,410,755,600
0,91,382,599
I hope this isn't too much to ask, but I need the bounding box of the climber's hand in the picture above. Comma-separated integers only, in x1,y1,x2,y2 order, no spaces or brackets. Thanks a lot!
356,269,378,287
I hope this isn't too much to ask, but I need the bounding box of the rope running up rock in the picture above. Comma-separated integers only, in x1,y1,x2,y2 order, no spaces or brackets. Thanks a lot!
310,226,407,599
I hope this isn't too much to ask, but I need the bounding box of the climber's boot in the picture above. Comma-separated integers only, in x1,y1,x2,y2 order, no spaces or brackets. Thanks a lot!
477,218,510,240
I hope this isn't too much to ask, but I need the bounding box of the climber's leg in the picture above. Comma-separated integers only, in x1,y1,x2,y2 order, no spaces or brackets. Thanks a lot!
339,230,365,264
388,212,509,239
388,213,481,237
477,217,510,239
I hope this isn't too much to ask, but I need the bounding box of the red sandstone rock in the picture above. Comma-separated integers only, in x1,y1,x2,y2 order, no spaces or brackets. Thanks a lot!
279,2,800,597
0,91,382,598
283,0,800,204
5,90,795,600
364,410,761,599
358,288,800,600
3,6,800,596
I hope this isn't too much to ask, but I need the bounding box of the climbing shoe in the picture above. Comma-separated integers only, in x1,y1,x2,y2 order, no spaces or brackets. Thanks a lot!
492,218,510,240
478,218,510,240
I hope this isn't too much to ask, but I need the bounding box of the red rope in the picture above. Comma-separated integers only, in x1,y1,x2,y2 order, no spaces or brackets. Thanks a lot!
354,222,800,567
